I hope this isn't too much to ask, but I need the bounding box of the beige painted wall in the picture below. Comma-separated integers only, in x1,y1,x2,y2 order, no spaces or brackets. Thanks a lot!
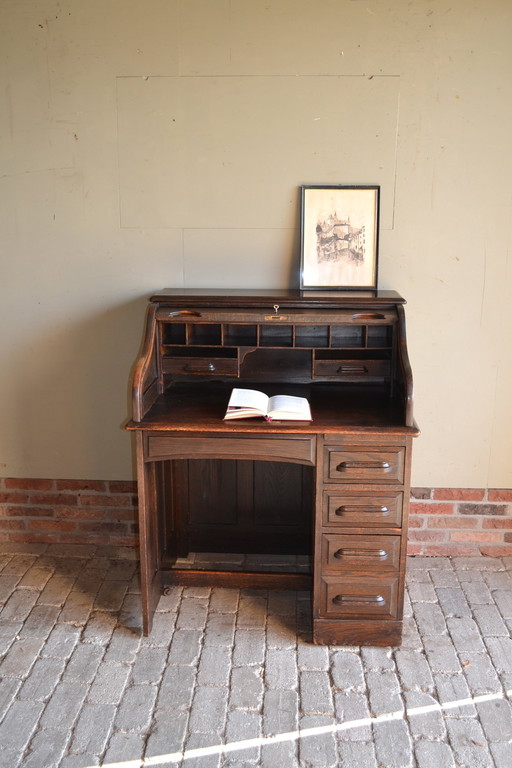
1,0,511,487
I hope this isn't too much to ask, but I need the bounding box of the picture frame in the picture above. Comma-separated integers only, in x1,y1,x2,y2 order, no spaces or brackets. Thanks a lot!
300,185,380,290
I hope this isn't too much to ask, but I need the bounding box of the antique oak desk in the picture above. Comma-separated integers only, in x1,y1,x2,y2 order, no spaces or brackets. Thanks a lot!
126,289,418,645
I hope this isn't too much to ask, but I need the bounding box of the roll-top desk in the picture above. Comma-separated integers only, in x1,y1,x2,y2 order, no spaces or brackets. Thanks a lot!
126,289,419,645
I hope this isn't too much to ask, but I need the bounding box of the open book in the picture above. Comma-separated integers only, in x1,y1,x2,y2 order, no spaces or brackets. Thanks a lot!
223,388,312,422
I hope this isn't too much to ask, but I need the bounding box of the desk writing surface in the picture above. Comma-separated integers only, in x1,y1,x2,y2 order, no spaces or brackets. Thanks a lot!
126,382,418,435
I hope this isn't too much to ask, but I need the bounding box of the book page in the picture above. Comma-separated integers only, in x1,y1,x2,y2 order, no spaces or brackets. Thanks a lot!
226,388,269,413
267,395,312,420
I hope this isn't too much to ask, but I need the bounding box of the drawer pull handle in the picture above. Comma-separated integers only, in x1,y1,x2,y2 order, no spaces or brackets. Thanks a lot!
334,548,388,560
183,362,216,372
351,312,385,320
168,310,201,317
336,460,391,471
336,364,368,375
332,594,385,606
335,505,389,517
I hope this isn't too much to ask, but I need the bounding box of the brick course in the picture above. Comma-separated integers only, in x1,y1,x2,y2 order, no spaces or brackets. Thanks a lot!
1,479,512,557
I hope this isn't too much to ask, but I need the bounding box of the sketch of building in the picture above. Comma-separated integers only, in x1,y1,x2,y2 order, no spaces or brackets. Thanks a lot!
316,212,365,265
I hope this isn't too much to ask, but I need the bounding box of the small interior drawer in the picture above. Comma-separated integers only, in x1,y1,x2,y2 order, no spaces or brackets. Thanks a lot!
321,534,401,571
313,358,389,380
323,492,403,527
325,447,405,484
318,574,399,619
162,356,238,376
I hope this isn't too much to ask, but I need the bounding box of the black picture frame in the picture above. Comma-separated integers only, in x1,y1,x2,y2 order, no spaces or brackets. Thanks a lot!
300,185,380,290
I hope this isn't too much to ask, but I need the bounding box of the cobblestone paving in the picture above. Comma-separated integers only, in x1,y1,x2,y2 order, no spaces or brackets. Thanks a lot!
0,543,511,767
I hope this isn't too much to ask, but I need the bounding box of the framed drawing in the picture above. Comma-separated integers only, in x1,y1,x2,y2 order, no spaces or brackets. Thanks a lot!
300,185,380,290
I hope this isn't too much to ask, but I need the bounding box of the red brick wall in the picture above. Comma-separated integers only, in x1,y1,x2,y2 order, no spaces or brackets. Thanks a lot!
0,478,138,548
1,479,512,557
409,488,512,557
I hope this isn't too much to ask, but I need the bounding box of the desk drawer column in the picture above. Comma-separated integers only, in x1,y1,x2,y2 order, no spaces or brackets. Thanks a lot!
313,435,413,647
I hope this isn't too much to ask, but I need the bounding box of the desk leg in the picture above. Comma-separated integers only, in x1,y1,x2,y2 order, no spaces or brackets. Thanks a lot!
136,433,162,635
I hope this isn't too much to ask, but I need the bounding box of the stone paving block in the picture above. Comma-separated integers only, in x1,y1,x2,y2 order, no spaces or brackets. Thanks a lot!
18,604,61,639
102,731,145,765
460,580,494,605
299,714,338,768
204,613,237,646
266,615,297,650
197,645,232,686
145,707,188,758
473,604,509,636
404,690,446,740
491,741,512,768
435,587,472,618
0,620,22,657
182,731,222,768
156,585,182,613
263,689,299,736
62,642,104,683
360,647,394,671
139,610,175,647
41,622,82,660
79,610,117,645
483,636,512,673
0,676,21,719
483,571,512,589
118,592,143,631
230,665,264,711
176,596,209,630
492,589,512,619
94,580,129,612
297,642,330,671
399,617,423,650
236,596,267,630
87,660,131,704
232,629,266,667
260,739,299,768
18,564,54,590
102,625,141,663
268,590,297,617
334,691,372,741
265,648,298,690
1,554,38,577
337,741,378,768
0,636,45,679
446,616,486,653
157,663,196,710
0,699,45,752
115,683,159,733
452,556,504,571
40,680,88,730
22,726,70,768
429,568,460,588
372,719,413,768
330,650,365,692
476,697,512,742
18,656,66,702
130,644,168,685
394,649,435,692
407,581,437,603
208,587,240,614
59,590,94,625
0,575,22,603
69,702,117,755
225,709,262,763
414,739,455,768
446,717,494,768
1,587,39,621
59,753,100,767
299,670,334,715
412,602,447,636
167,628,203,666
37,575,75,606
366,670,404,716
422,635,462,674
434,672,476,717
188,685,228,735
460,651,502,695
